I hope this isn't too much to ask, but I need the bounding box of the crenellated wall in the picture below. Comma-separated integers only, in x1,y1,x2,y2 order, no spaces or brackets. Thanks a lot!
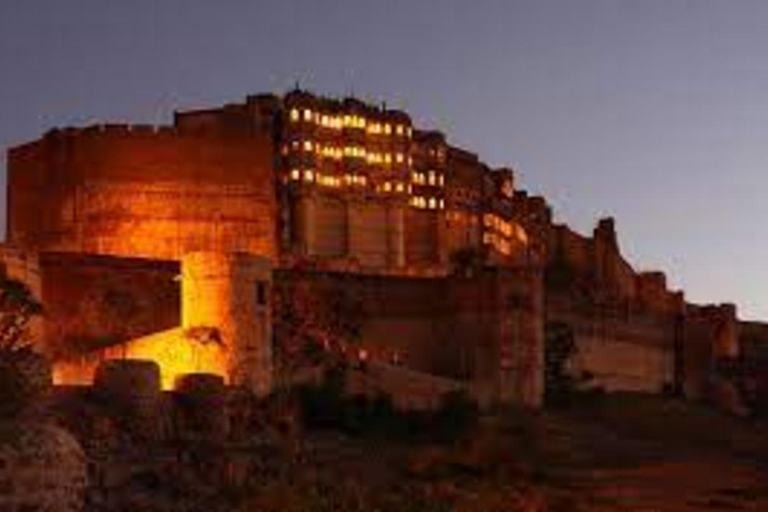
7,125,277,261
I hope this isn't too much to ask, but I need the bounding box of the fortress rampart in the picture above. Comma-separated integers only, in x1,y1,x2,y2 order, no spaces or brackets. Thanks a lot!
3,89,752,410
7,125,277,261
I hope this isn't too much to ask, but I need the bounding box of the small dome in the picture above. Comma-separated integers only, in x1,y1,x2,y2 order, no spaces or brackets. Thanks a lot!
0,421,87,512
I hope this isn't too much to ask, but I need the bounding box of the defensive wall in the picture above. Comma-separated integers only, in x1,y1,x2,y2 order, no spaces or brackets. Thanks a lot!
7,124,277,261
3,91,754,411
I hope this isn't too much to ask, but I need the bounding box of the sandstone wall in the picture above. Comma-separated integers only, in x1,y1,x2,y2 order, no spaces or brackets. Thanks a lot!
38,252,180,358
275,266,543,407
7,125,277,261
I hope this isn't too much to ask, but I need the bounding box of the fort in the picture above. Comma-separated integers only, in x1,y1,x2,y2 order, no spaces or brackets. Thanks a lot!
2,88,760,410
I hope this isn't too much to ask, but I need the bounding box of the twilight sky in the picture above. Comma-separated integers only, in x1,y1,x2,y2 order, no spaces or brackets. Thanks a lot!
2,1,768,318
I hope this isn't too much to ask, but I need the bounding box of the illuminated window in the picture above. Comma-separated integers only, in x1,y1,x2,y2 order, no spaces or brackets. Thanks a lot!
344,115,352,127
428,197,436,209
396,125,404,136
290,169,300,180
304,169,314,182
408,156,413,167
290,109,300,122
428,171,436,186
383,181,392,192
384,123,392,135
439,199,445,209
291,140,299,150
303,109,312,122
406,127,412,137
384,153,392,164
407,184,412,194
304,140,313,151
438,174,445,186
314,112,320,124
395,182,404,193
395,153,404,164
321,115,329,127
360,175,367,185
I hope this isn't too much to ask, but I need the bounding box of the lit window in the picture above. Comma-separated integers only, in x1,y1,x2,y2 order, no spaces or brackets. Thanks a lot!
384,181,392,192
303,109,312,122
384,124,392,135
406,127,412,137
358,117,367,128
407,184,412,194
428,171,436,185
314,112,320,124
428,197,436,209
290,169,300,180
395,153,404,164
408,156,413,166
395,182,404,193
360,175,367,185
344,115,352,127
439,199,445,209
321,115,329,127
304,169,314,182
396,125,404,136
304,140,313,151
290,109,299,122
384,153,392,164
438,174,445,186
291,140,299,150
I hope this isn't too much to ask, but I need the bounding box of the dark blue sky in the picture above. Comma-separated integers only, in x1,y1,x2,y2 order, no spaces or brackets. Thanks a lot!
3,1,768,318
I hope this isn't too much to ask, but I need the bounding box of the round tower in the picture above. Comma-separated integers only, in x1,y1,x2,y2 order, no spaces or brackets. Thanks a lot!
181,252,272,396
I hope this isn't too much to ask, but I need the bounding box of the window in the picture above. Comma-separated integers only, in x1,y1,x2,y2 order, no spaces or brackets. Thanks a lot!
438,174,445,186
303,109,313,122
384,123,392,135
439,199,445,209
290,169,300,180
396,125,404,136
290,109,300,122
395,153,404,164
428,197,436,209
304,169,314,182
304,140,313,151
428,170,436,186
395,182,404,193
256,281,267,306
383,181,392,192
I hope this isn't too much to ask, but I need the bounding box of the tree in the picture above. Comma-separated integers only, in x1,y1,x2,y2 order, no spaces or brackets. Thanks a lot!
0,277,45,417
0,277,42,352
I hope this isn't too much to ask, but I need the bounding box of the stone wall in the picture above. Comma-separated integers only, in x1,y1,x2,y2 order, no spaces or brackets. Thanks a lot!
7,125,277,261
38,252,180,358
275,265,544,407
